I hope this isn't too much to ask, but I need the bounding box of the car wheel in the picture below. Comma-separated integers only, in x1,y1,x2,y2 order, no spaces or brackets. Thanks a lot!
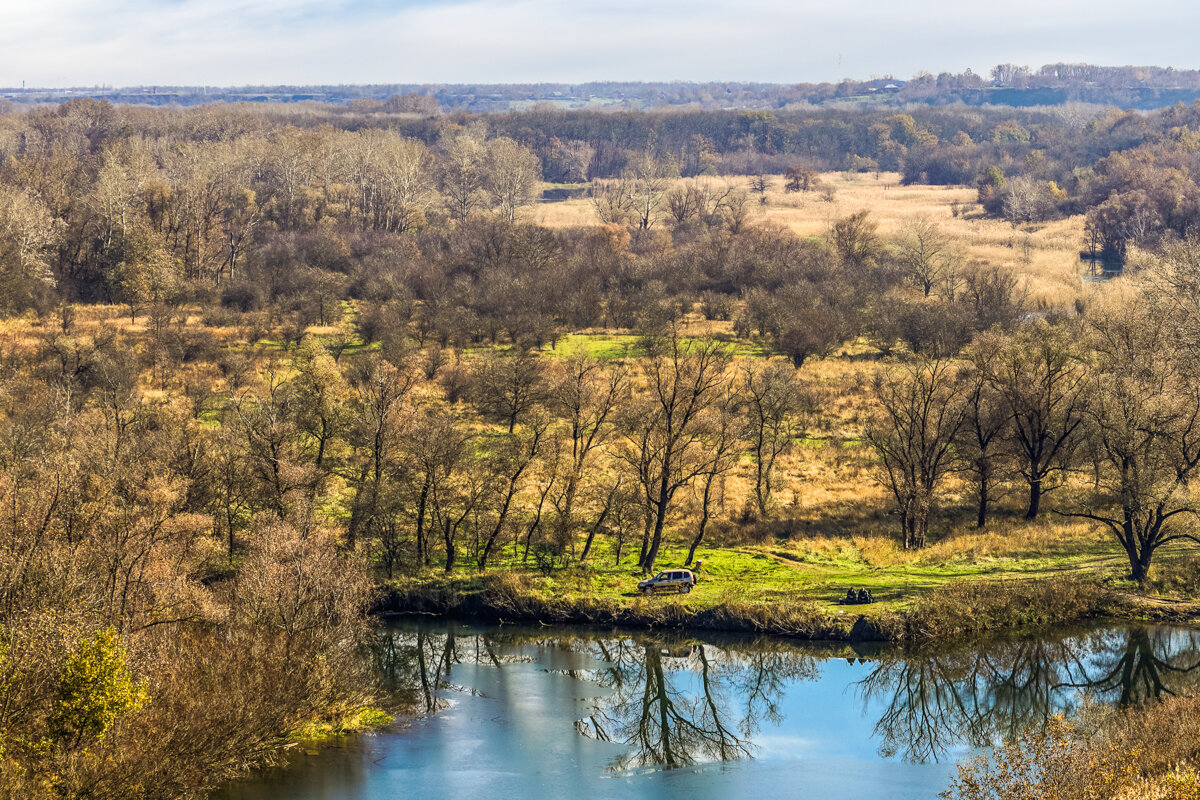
643,587,654,596
682,584,691,594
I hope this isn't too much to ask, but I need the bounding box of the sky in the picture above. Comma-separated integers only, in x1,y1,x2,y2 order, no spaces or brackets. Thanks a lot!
2,0,1199,88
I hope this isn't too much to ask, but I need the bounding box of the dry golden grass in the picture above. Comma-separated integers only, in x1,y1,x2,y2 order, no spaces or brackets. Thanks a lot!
533,171,1089,307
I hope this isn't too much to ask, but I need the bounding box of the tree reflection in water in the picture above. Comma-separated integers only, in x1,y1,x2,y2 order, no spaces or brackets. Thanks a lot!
575,641,819,770
366,622,1200,771
857,626,1200,762
365,626,531,712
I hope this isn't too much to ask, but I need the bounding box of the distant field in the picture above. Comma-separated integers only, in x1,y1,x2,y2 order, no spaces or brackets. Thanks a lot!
532,171,1088,307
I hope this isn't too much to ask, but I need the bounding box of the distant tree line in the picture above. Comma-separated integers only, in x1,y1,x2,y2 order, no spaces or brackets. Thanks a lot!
11,64,1200,110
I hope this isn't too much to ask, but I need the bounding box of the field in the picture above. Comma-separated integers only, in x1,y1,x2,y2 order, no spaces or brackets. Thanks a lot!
533,171,1089,306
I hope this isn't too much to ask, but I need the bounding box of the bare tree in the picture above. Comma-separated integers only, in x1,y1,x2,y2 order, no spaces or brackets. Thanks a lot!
485,137,542,223
548,355,627,562
613,151,676,233
740,360,809,517
983,322,1088,519
0,187,59,312
896,217,956,298
404,408,471,568
959,340,1013,528
439,127,487,221
1000,176,1056,225
867,357,965,549
1151,233,1200,364
830,210,882,269
476,412,549,570
1063,290,1200,582
686,394,742,566
467,348,547,433
345,358,417,551
784,165,818,193
620,334,731,573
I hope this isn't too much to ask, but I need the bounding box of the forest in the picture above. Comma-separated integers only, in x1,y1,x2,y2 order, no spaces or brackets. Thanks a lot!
3,96,1200,798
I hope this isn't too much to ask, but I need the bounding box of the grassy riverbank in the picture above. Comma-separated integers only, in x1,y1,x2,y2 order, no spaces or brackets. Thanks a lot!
379,533,1200,644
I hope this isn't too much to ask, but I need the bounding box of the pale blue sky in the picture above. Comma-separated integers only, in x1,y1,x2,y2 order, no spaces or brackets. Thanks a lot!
1,0,1197,87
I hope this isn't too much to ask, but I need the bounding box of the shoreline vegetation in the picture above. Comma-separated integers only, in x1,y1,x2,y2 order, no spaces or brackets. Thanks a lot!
377,572,1191,645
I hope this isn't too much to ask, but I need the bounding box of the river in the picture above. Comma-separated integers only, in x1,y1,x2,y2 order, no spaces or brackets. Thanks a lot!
214,619,1200,800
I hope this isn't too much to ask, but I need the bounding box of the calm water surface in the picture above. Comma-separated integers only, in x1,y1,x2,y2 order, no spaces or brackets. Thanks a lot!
215,620,1200,800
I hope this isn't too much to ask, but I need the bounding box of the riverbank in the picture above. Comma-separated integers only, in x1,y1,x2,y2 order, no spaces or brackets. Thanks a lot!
376,570,1200,645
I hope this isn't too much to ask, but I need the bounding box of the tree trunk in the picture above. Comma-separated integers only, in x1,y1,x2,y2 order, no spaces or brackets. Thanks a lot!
415,478,430,567
1126,527,1155,584
578,495,611,564
642,497,669,574
638,508,652,568
754,444,769,518
976,476,989,529
1129,549,1150,583
443,519,456,574
345,464,371,550
478,482,519,570
686,474,716,566
1026,479,1042,519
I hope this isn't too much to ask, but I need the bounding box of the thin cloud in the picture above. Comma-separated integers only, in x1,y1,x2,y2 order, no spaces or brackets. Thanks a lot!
0,0,1197,87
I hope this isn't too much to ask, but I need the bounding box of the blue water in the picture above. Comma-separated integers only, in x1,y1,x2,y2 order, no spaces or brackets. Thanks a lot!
214,622,1200,800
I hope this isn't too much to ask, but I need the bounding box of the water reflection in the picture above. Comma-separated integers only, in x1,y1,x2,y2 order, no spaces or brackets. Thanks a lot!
1062,627,1200,706
366,626,530,711
860,626,1200,762
573,642,818,770
365,622,1200,771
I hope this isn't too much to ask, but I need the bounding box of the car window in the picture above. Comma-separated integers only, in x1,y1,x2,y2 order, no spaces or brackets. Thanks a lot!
654,573,666,580
669,572,681,580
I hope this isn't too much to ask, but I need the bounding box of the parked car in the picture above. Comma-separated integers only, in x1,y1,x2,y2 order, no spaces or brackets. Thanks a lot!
637,569,696,595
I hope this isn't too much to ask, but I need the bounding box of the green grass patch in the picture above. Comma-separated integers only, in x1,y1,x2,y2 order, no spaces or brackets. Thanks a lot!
288,707,394,744
542,333,642,359
384,530,1163,624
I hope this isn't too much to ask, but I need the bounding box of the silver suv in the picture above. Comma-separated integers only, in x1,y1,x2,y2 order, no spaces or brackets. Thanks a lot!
637,569,696,595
